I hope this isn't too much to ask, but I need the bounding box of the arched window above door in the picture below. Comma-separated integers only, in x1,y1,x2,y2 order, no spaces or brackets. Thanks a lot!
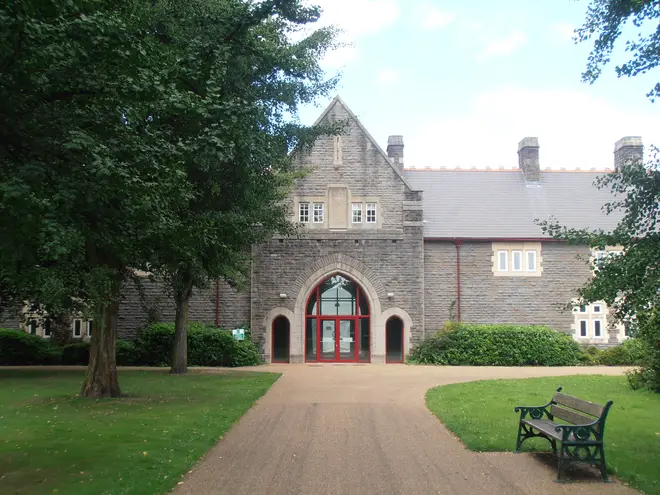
306,275,369,316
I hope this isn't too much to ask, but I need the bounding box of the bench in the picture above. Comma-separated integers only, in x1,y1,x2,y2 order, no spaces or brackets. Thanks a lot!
514,387,614,482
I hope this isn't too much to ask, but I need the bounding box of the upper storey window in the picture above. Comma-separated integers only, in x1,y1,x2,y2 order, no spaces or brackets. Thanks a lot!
366,203,377,223
352,203,362,223
299,202,309,223
492,242,542,277
313,202,325,223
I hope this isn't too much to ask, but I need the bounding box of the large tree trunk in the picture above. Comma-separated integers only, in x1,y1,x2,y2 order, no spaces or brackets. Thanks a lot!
171,275,193,375
81,280,121,398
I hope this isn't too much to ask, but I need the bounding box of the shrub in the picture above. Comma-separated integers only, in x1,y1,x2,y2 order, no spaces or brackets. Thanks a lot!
579,345,602,365
408,324,582,366
116,340,139,366
579,339,648,367
0,329,61,365
61,342,90,365
135,322,262,367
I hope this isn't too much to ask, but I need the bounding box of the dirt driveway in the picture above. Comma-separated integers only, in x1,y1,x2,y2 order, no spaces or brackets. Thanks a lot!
172,365,637,495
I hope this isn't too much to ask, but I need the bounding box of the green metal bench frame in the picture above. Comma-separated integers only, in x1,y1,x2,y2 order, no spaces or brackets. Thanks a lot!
514,387,614,482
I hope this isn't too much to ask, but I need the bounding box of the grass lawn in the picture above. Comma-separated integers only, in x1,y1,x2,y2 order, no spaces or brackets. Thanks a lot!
426,375,660,495
0,369,280,495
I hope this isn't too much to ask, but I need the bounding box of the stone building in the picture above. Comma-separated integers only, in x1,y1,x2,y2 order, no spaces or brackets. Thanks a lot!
8,97,643,363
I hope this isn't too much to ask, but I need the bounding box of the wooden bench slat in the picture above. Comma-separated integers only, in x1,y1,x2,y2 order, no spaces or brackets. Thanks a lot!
554,392,603,417
522,419,563,440
550,404,594,426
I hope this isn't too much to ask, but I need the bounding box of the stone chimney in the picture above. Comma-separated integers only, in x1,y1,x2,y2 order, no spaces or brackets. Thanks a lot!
614,136,643,171
518,137,540,182
387,135,404,171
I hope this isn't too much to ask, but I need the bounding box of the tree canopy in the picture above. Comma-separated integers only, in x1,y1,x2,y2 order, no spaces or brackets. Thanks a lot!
0,0,339,393
576,0,660,99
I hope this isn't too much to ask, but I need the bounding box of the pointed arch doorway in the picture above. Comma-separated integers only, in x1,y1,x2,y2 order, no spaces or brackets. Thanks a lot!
305,274,370,363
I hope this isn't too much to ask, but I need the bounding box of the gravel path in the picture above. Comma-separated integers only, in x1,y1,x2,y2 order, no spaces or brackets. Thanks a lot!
171,365,637,495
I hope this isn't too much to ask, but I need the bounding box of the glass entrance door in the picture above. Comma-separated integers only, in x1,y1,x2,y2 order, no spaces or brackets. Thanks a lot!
338,320,356,361
320,320,336,361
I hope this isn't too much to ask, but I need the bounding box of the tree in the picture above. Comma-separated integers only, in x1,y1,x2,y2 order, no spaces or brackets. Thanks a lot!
0,0,190,396
576,0,660,99
141,0,340,374
539,151,660,391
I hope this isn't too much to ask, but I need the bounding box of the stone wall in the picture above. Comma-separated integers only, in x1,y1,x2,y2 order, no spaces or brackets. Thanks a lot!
423,241,594,334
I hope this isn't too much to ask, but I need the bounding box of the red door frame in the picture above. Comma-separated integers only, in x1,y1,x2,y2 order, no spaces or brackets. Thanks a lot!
385,316,404,363
271,315,290,363
305,274,370,363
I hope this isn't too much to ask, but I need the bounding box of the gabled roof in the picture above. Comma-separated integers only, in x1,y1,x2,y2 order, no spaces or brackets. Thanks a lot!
314,96,417,192
404,169,622,239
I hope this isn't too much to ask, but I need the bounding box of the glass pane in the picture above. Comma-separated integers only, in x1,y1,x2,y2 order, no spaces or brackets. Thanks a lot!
306,291,317,315
320,320,336,360
594,320,602,337
359,291,369,315
359,319,370,362
498,251,507,271
338,320,355,361
512,251,522,271
305,318,317,361
319,275,357,315
580,320,587,336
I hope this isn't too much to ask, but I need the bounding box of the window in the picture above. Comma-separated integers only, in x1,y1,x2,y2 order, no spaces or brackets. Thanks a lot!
511,251,523,271
29,320,38,335
73,319,82,337
313,203,324,223
299,202,309,223
579,320,588,337
352,203,362,223
525,251,537,272
86,321,93,337
44,320,51,337
593,304,602,313
497,251,508,271
492,242,542,277
578,305,587,313
594,319,603,338
366,203,377,223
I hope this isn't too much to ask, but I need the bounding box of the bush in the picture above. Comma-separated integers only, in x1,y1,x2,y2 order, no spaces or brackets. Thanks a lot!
116,340,139,366
135,322,262,367
61,342,90,365
0,329,61,365
579,339,648,366
408,324,582,366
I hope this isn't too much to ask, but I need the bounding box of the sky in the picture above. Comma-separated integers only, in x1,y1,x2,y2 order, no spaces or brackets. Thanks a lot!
294,0,659,170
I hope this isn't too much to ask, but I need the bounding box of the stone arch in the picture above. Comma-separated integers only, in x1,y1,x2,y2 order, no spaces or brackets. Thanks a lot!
381,307,413,359
263,307,295,364
291,258,385,363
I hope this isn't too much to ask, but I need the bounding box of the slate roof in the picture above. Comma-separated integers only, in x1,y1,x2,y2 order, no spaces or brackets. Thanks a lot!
403,169,622,238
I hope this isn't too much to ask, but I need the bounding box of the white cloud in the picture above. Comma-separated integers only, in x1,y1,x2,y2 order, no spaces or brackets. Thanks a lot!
477,30,527,60
406,87,660,170
416,3,456,30
552,23,576,44
297,0,400,69
376,68,400,85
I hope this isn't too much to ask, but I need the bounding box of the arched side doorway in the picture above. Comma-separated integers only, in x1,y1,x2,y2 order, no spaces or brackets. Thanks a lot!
272,316,290,363
305,274,370,363
386,316,404,363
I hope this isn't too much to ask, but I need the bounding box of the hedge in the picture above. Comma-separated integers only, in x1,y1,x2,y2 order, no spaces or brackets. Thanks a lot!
0,329,61,365
579,339,648,366
0,324,262,367
408,323,583,366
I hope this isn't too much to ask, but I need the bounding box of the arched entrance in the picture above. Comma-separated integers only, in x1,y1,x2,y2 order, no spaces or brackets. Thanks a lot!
386,316,404,363
305,274,370,362
272,316,290,363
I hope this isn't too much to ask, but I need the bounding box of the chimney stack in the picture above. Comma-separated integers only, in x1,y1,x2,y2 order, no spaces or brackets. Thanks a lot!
387,135,404,172
614,136,643,171
518,137,540,182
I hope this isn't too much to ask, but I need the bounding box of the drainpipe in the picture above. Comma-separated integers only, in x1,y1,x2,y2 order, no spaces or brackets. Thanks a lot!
455,240,462,322
215,279,220,327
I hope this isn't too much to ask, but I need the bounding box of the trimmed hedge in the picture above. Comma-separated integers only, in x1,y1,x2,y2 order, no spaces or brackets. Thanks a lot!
0,323,262,367
408,323,582,366
137,323,262,367
0,329,61,365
